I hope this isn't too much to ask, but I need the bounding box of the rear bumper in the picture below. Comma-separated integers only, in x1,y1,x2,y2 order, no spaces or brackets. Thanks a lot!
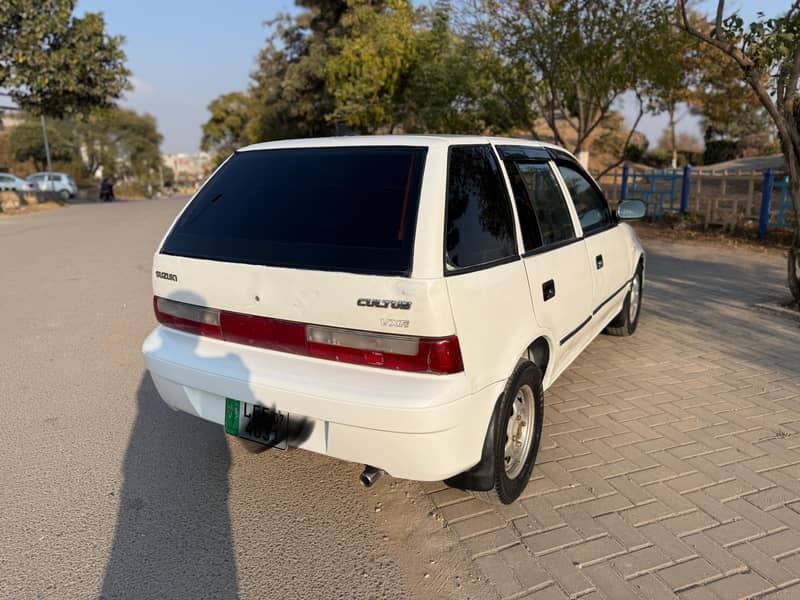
142,326,501,480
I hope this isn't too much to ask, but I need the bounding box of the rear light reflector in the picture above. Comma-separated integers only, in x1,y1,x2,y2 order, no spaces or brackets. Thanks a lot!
306,325,419,355
153,296,464,374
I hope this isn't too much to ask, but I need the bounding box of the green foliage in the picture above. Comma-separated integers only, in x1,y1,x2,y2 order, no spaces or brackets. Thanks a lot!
326,0,416,132
202,0,536,143
9,118,74,169
246,1,350,142
0,0,130,117
201,92,252,157
402,2,536,134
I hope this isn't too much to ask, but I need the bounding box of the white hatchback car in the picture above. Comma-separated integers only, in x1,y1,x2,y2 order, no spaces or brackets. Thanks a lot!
143,136,646,504
27,172,78,199
0,173,36,193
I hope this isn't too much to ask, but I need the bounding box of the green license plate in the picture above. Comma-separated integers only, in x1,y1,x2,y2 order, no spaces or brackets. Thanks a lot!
224,398,289,450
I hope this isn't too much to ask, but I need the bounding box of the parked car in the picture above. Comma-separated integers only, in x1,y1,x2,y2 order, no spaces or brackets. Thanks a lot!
142,136,647,504
26,172,78,199
0,173,36,193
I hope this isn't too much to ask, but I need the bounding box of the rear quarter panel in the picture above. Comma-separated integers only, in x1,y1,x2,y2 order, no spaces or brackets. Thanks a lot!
445,260,538,393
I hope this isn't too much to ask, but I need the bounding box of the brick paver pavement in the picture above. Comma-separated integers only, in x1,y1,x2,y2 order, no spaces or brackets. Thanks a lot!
424,237,800,599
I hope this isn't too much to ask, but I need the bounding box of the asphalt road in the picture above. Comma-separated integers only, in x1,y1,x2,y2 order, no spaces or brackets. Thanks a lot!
0,198,493,600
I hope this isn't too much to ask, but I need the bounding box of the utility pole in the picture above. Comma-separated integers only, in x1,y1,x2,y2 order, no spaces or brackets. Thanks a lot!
40,115,52,173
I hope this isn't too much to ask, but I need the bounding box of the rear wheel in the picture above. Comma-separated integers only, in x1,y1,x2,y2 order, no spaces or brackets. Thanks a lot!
446,361,544,505
605,266,643,337
59,189,70,201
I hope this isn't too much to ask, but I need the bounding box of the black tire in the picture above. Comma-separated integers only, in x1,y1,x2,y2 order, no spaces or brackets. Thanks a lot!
59,189,70,201
605,265,643,337
446,361,544,505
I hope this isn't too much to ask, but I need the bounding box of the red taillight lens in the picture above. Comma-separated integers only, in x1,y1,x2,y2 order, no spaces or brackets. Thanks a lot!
153,296,464,375
220,312,307,355
421,337,464,374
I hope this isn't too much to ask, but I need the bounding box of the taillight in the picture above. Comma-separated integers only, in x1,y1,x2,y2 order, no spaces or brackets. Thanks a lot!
220,312,307,355
154,297,222,339
153,296,464,374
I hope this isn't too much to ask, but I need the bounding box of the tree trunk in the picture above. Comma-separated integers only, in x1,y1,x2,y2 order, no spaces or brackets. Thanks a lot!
790,227,800,305
782,143,800,304
669,106,678,170
788,178,800,304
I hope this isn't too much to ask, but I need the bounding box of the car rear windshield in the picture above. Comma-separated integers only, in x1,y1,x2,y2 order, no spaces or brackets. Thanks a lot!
161,146,428,276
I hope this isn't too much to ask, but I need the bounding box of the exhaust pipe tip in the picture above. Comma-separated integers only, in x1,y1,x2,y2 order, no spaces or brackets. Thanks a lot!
359,465,383,488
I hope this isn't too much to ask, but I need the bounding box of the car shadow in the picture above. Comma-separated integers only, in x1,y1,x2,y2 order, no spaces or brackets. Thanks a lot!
99,372,240,600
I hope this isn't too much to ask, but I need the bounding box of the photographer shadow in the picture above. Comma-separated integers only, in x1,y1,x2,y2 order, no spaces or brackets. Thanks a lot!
100,371,239,599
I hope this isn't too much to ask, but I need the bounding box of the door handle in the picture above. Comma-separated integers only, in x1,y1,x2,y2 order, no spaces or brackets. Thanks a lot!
542,279,556,301
596,254,604,269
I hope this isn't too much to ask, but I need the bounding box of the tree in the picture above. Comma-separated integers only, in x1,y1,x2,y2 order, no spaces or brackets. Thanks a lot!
9,118,74,169
657,128,702,153
72,108,163,180
0,1,130,117
481,0,675,170
246,1,350,142
404,1,537,134
326,0,416,132
641,13,700,169
677,1,800,302
690,42,777,158
201,92,253,160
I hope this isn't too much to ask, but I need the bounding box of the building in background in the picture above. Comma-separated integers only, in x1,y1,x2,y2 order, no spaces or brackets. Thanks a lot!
0,111,23,132
162,152,211,185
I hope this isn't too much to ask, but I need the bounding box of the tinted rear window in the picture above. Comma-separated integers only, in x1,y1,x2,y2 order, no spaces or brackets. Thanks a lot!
161,147,427,275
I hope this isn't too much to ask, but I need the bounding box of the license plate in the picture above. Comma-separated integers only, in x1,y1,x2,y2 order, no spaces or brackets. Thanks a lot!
224,398,289,450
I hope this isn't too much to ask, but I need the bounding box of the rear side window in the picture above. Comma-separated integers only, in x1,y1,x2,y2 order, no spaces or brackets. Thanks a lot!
508,161,575,248
161,147,427,276
445,145,517,272
557,164,612,234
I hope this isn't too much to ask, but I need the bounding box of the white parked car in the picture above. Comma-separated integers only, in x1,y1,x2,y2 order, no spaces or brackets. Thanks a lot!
26,172,78,199
143,136,646,504
0,173,36,193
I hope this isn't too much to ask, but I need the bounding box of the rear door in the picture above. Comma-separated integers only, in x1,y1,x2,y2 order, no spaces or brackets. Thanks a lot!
496,146,594,363
442,144,537,390
554,162,632,323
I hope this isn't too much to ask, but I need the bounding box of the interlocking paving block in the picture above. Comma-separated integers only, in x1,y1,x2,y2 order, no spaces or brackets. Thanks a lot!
656,557,720,591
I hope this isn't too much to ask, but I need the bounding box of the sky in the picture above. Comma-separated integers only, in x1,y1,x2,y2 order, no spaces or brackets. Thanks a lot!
77,0,791,154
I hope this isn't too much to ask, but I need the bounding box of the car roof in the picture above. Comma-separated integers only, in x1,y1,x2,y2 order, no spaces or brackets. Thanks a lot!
239,135,573,158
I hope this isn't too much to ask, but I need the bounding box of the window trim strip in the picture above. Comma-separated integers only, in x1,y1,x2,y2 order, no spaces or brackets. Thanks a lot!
443,254,521,277
522,235,584,258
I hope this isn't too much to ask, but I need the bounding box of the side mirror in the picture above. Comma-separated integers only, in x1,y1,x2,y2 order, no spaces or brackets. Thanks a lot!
617,199,646,221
